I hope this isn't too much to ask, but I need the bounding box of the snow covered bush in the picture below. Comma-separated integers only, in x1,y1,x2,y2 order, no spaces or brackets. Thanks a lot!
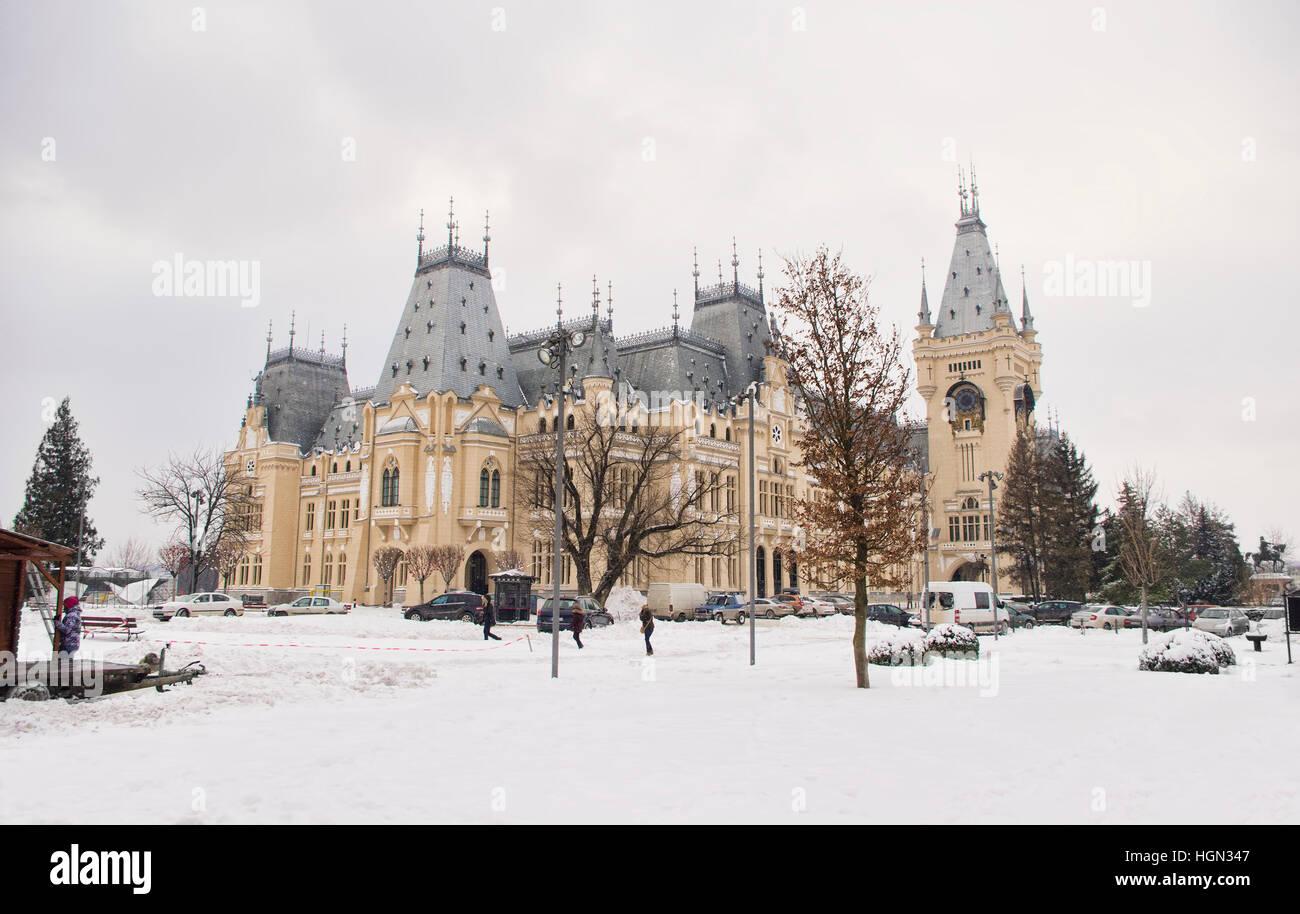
1138,628,1236,674
924,623,978,658
868,632,927,666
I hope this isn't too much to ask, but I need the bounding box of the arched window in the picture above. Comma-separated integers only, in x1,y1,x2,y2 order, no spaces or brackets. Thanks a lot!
539,418,547,433
310,466,316,476
381,466,400,507
566,414,575,430
710,423,716,438
479,467,490,507
490,469,501,507
962,496,979,510
725,427,732,441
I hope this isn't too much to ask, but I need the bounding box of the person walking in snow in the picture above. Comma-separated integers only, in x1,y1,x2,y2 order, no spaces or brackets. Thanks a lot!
571,599,585,649
482,594,501,641
639,605,654,656
54,595,83,658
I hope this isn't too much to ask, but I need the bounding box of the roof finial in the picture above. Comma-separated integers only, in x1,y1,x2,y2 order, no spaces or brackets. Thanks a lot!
717,258,723,285
447,196,455,247
692,246,700,300
416,208,425,261
591,273,600,323
483,210,491,265
757,248,765,301
607,280,614,326
672,289,680,333
288,310,296,353
731,237,740,290
919,257,932,326
957,166,968,217
556,282,563,327
1020,264,1035,331
454,220,459,247
320,329,326,359
970,161,980,216
342,324,348,363
266,318,273,359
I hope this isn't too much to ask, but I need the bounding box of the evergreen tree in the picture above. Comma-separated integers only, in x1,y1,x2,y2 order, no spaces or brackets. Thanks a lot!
995,426,1046,598
13,397,103,561
1161,494,1248,604
1040,433,1099,600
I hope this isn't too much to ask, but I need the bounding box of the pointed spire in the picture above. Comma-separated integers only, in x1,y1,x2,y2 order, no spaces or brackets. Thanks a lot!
483,210,491,266
672,289,680,334
970,160,980,216
341,324,348,364
918,258,932,325
556,282,564,328
416,208,425,262
320,330,326,359
731,237,740,290
446,196,455,248
1020,264,1035,330
957,166,968,217
288,310,296,353
591,274,600,327
692,247,700,300
606,280,614,328
757,248,765,301
266,318,273,360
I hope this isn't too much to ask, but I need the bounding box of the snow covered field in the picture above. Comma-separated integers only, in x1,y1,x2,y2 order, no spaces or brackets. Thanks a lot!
2,605,1297,824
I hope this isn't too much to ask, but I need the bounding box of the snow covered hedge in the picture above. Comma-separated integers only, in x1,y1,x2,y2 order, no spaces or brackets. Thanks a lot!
1138,628,1237,674
868,632,927,666
924,624,979,658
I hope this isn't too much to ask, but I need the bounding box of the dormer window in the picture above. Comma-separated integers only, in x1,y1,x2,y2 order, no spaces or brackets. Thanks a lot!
404,326,411,338
963,287,969,296
460,322,466,334
497,366,504,379
405,360,413,374
460,357,467,371
478,362,486,376
422,356,429,370
488,330,494,341
391,364,398,378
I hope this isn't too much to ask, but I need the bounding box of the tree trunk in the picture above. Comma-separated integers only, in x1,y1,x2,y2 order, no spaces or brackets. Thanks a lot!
853,571,870,689
1140,582,1149,645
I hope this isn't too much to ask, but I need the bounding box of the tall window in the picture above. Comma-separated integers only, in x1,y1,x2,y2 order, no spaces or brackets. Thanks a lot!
251,554,262,586
382,466,400,507
326,500,337,530
302,552,312,586
726,475,736,514
305,503,315,531
337,552,347,587
479,468,490,507
323,553,334,586
490,469,501,507
340,499,350,529
238,556,249,586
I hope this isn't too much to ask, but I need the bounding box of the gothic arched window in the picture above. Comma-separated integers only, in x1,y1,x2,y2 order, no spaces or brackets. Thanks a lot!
479,467,490,507
490,469,501,508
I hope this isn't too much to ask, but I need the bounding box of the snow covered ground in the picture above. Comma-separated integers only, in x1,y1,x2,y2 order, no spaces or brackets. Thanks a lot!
2,606,1297,824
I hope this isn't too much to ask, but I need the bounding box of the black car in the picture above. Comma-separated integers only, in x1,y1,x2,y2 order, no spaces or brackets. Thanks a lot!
405,591,486,623
865,603,918,627
1030,600,1082,625
536,596,614,632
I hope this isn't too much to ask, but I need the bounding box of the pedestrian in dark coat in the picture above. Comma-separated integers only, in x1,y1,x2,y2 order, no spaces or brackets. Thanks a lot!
571,600,585,649
482,594,501,641
639,605,654,656
54,595,83,657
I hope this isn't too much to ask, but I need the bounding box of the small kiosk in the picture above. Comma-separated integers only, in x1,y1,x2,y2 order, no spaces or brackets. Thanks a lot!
490,569,535,623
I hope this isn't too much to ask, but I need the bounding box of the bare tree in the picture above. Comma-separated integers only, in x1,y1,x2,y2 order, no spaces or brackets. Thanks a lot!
158,540,189,599
773,247,926,688
106,537,151,572
405,544,438,602
212,538,243,591
1114,467,1171,644
495,548,527,574
430,545,466,591
137,448,256,595
516,408,738,605
372,546,405,606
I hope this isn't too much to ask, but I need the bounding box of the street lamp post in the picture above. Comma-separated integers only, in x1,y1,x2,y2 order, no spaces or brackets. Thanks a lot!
726,382,760,666
978,469,1004,641
536,286,587,679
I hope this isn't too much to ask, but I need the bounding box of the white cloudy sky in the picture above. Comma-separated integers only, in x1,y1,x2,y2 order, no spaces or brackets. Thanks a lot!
2,0,1296,559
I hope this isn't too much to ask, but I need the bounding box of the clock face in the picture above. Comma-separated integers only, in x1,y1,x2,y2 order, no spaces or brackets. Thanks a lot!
246,459,256,474
953,387,980,413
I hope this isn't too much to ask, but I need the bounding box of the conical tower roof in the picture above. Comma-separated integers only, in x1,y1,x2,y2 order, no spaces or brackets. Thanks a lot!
933,175,1017,338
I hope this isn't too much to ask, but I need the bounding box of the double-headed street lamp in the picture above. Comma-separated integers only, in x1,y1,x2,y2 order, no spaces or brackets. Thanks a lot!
536,285,587,679
977,469,1004,641
725,381,760,666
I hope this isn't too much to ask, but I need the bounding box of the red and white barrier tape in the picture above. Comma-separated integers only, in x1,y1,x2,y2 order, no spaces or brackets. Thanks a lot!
141,635,530,654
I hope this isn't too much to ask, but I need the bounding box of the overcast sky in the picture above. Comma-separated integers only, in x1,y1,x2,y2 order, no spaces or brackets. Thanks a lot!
2,0,1297,560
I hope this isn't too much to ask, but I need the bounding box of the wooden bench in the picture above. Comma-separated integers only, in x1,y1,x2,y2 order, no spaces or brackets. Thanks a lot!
1245,632,1268,653
80,615,145,641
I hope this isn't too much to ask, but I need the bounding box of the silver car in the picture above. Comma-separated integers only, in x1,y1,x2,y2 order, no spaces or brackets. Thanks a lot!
268,596,351,616
1192,607,1249,637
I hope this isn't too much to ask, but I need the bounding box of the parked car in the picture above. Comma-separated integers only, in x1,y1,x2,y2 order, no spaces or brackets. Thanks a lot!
798,594,839,617
405,591,486,623
865,603,919,628
647,582,709,622
1192,607,1250,637
1029,600,1082,625
240,593,266,609
694,593,749,623
1123,606,1190,632
268,596,350,616
152,592,244,620
923,581,1010,634
749,597,798,620
774,592,830,617
536,596,614,632
1069,604,1132,630
812,593,856,614
1005,605,1036,629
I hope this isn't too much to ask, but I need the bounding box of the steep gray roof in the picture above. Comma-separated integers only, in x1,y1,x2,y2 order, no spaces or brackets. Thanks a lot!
615,325,728,401
373,243,523,406
255,348,351,453
933,212,1017,338
689,279,769,397
509,316,620,406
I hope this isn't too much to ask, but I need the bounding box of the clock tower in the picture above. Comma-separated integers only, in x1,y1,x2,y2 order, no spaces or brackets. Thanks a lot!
913,171,1043,583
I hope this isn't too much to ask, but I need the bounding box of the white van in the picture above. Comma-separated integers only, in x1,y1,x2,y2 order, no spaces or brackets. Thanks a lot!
922,581,1010,634
647,583,708,622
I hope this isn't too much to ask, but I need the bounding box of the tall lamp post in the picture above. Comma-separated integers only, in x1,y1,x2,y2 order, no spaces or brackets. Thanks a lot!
724,382,760,666
978,469,1004,641
536,285,587,679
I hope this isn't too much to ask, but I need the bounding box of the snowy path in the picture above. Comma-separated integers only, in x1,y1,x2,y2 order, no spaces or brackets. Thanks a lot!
3,608,1297,823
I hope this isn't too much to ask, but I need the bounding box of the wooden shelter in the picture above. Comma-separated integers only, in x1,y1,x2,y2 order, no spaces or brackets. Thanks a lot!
0,526,75,656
